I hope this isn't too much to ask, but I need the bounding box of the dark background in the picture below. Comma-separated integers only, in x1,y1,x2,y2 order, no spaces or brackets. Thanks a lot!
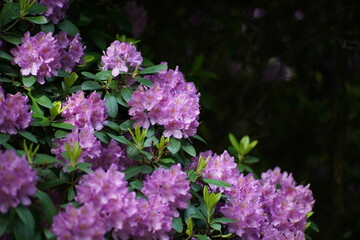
71,0,360,239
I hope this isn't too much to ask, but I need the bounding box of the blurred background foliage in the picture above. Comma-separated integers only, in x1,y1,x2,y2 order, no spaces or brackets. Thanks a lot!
1,0,359,239
68,0,360,239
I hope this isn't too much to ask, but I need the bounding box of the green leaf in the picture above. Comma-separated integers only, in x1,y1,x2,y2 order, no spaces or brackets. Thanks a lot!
0,133,11,145
172,217,183,233
159,158,175,164
104,121,120,132
25,16,48,24
212,217,237,223
182,141,196,157
67,185,75,201
15,206,35,229
0,50,13,61
57,19,79,36
0,212,10,235
0,3,20,27
124,166,142,180
76,162,92,173
51,122,74,130
95,70,112,80
202,178,232,188
244,156,260,164
195,234,210,240
22,76,36,88
107,133,131,145
40,23,54,33
192,134,207,144
121,88,133,102
105,93,118,118
13,218,34,240
185,205,206,220
34,191,57,224
32,92,53,109
129,179,143,190
210,223,221,230
119,120,134,131
126,144,139,157
228,133,239,152
54,129,69,139
168,138,181,154
94,131,109,144
139,64,167,75
27,4,47,14
0,35,21,44
34,154,64,165
135,77,153,87
31,115,50,127
19,131,38,143
81,81,102,90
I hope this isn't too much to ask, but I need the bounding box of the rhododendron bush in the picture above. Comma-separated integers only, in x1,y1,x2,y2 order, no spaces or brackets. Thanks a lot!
0,0,316,239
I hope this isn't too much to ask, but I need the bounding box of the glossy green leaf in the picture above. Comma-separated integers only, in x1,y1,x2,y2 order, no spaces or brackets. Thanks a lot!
202,178,232,188
135,77,153,87
168,138,181,154
13,218,34,240
34,191,57,224
182,141,196,157
15,206,35,229
25,16,48,24
212,217,237,223
0,50,13,61
27,4,47,14
51,122,75,130
0,35,21,44
105,93,118,118
244,156,260,164
139,64,167,75
40,23,54,33
54,129,69,139
129,179,143,190
107,133,131,145
94,131,109,144
19,131,38,143
121,88,133,102
32,93,53,109
57,19,79,36
210,223,221,230
95,70,112,80
0,212,10,235
81,81,102,90
22,76,36,88
195,235,210,240
172,217,183,233
124,166,142,180
0,3,20,27
34,154,64,165
0,133,11,145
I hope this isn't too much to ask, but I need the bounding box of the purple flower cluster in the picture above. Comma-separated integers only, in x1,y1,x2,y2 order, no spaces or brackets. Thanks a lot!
55,31,86,72
61,91,107,130
51,126,102,166
0,86,32,134
142,164,191,217
190,151,315,239
11,32,61,84
51,203,107,240
220,174,264,238
260,167,315,236
129,65,200,138
40,0,69,24
124,1,147,38
101,41,143,77
11,31,85,84
0,149,37,213
191,150,238,192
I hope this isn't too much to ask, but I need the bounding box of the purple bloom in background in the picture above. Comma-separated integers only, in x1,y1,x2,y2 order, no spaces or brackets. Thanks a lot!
51,203,107,240
0,149,37,213
129,65,200,139
253,8,264,19
294,10,304,21
91,139,134,171
114,196,173,240
142,164,191,217
55,31,86,72
263,57,293,82
220,174,264,239
0,86,32,134
40,0,69,24
51,126,102,167
190,150,239,192
101,41,143,77
260,167,315,235
11,32,61,84
124,1,147,38
76,164,138,231
61,91,107,130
